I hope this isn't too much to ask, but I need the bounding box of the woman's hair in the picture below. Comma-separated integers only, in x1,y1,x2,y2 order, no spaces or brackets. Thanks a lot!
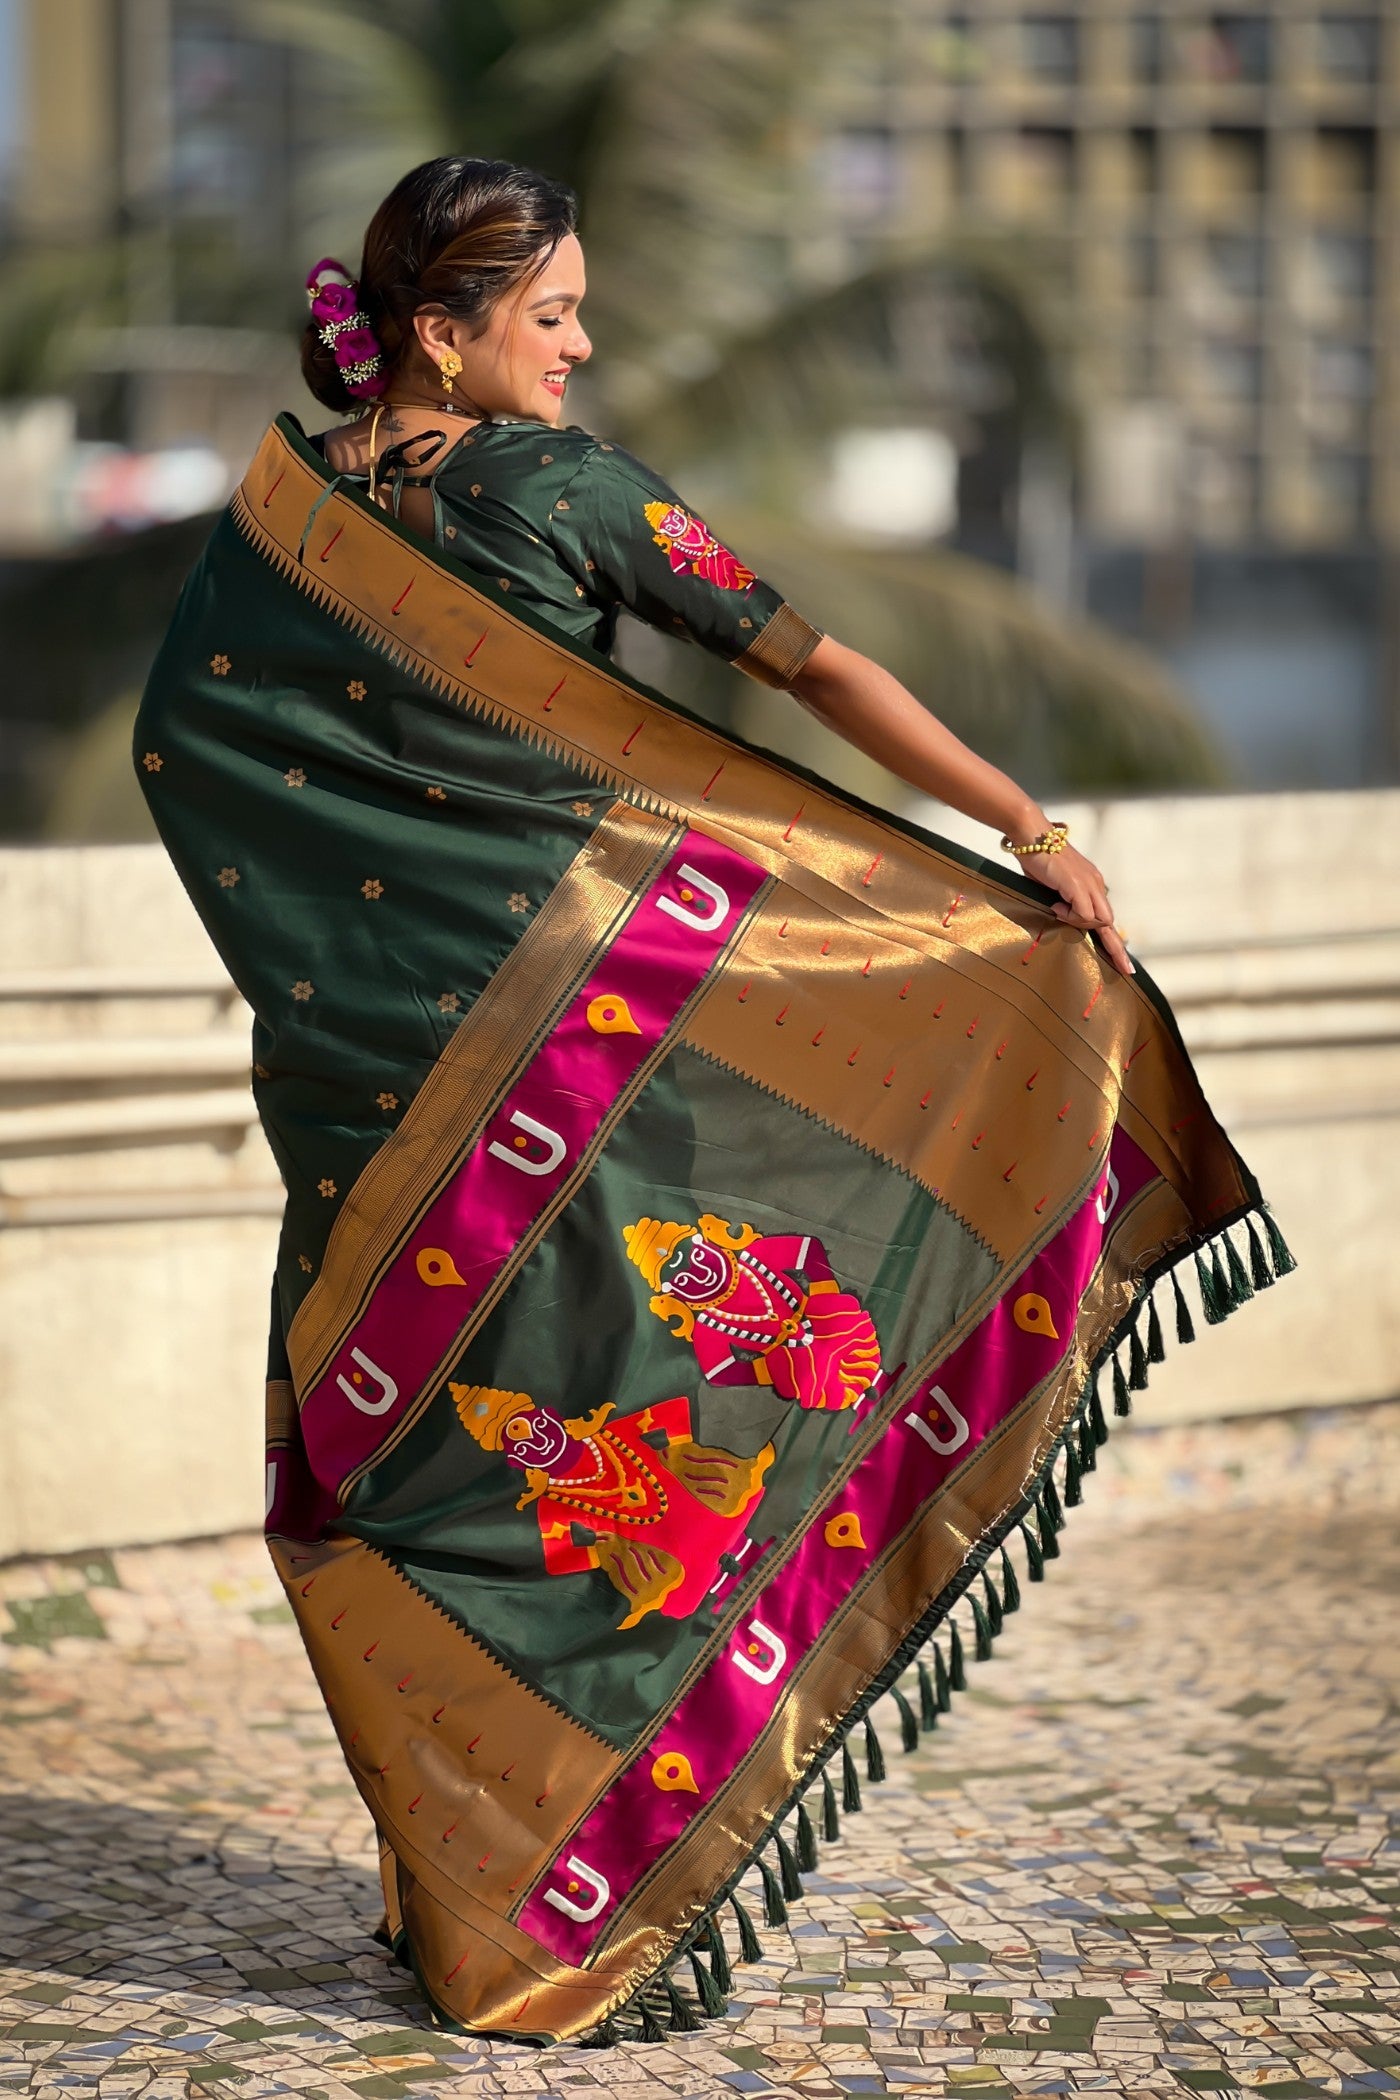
301,156,579,413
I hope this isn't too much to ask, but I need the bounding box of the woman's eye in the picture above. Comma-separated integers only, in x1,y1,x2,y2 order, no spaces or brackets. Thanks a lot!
539,316,564,328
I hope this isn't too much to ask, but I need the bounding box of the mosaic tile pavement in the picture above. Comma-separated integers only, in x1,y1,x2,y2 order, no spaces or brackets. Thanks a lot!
2,1420,1398,2098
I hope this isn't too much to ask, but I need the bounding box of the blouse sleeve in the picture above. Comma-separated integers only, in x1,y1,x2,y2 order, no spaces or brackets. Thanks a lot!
547,440,824,689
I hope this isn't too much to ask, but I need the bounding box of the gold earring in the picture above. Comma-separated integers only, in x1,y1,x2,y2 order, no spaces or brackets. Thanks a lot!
439,349,463,394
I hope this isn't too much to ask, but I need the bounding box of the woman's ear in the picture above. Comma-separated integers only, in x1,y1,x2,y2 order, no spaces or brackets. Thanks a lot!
412,309,460,363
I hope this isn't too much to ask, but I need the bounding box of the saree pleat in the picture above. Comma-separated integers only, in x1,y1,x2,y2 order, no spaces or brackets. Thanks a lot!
135,414,1286,2043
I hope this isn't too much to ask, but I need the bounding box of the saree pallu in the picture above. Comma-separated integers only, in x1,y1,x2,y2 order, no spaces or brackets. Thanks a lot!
135,414,1290,2045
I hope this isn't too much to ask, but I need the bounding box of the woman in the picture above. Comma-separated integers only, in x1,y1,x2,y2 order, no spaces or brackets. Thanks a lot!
135,156,1288,2046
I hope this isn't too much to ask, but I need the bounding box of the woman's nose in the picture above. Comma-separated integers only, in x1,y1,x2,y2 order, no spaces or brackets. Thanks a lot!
567,324,592,365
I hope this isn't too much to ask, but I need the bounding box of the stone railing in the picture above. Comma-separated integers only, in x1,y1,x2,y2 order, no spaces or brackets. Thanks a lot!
2,792,1396,1557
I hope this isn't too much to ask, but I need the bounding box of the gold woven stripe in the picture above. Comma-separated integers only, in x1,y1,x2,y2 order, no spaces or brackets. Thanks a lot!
733,601,825,689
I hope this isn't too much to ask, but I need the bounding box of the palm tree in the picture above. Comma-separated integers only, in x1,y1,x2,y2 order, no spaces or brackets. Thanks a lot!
4,0,1224,841
236,0,1218,794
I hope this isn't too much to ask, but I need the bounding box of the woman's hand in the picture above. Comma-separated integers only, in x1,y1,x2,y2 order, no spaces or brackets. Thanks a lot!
1016,839,1135,978
786,640,1135,978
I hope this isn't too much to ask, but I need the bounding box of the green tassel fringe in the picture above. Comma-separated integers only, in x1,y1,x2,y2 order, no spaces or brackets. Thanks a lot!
757,1854,787,1928
637,1993,666,2043
949,1621,968,1689
730,1892,763,1963
1171,1264,1195,1343
1063,1435,1082,1507
890,1683,920,1752
983,1569,1004,1635
1128,1319,1150,1391
1245,1215,1272,1290
582,2013,620,2048
1000,1546,1021,1614
969,1591,993,1662
1146,1292,1166,1364
1021,1518,1044,1582
690,1946,726,2015
864,1714,886,1782
795,1798,819,1871
775,1829,802,1900
1224,1230,1254,1305
841,1738,862,1813
933,1642,952,1707
1196,1244,1227,1325
664,1972,702,2032
704,1912,733,1993
1077,1408,1097,1475
1042,1472,1064,1531
1089,1376,1108,1445
821,1765,840,1841
1112,1352,1131,1417
1262,1206,1297,1277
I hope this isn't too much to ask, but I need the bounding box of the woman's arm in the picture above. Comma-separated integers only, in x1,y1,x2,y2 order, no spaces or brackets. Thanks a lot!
788,635,1134,978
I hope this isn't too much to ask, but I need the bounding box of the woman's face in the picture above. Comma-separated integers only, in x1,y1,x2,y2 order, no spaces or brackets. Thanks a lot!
418,232,592,426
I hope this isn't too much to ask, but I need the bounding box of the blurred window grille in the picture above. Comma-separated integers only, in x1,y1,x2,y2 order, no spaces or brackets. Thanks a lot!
1301,126,1377,209
1126,126,1159,200
1303,340,1374,443
1199,338,1265,404
1304,449,1370,534
1085,401,1183,545
1196,14,1272,85
1129,15,1165,85
1125,230,1158,299
1018,16,1079,85
925,14,983,85
1185,126,1267,206
828,427,960,543
1189,443,1258,540
1206,229,1267,301
825,128,901,223
1312,15,1380,86
1295,229,1373,317
988,126,1076,216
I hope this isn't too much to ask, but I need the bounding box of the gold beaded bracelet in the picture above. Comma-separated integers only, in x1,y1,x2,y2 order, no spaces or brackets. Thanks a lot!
1001,820,1069,858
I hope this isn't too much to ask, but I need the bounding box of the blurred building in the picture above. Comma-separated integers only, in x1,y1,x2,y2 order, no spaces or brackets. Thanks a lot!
7,0,301,470
804,3,1398,780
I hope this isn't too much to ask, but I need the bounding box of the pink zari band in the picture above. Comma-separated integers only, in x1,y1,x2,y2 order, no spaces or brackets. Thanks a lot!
294,828,768,1497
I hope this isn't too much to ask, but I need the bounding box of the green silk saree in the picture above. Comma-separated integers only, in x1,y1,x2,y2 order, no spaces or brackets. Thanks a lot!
135,412,1290,2045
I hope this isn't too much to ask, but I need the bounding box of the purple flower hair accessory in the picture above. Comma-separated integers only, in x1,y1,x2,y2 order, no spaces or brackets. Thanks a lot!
305,256,386,401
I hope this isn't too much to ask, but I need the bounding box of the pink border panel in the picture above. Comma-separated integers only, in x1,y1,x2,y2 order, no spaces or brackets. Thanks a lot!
297,830,767,1490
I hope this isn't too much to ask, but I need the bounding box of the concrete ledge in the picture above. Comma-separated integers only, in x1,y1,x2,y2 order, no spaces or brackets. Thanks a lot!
2,789,1395,1556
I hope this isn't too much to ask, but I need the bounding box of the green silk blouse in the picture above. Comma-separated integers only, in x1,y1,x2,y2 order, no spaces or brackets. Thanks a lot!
308,414,823,690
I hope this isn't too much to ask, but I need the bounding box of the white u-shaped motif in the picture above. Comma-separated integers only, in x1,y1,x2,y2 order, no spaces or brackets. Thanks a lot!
1095,1160,1121,1225
335,1346,400,1417
656,862,731,935
732,1616,787,1685
487,1109,568,1177
265,1458,278,1517
904,1384,970,1456
543,1854,611,1923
